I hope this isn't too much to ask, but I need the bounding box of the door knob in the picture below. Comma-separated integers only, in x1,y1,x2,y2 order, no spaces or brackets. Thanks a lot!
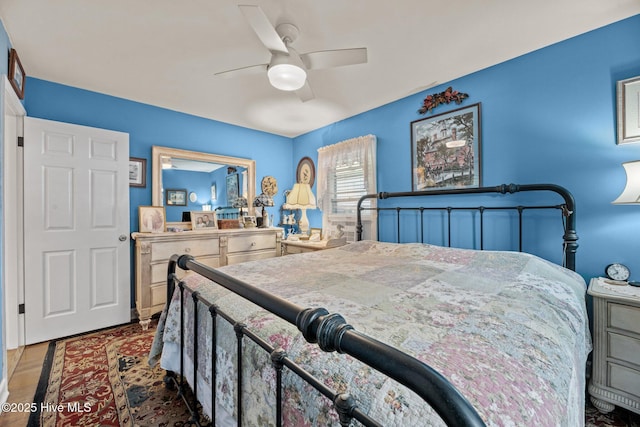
119,234,127,242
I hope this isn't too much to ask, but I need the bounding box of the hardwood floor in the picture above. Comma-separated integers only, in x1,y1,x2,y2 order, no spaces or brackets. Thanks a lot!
0,342,49,427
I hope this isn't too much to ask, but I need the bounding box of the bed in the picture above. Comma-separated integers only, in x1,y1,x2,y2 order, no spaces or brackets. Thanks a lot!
149,183,591,426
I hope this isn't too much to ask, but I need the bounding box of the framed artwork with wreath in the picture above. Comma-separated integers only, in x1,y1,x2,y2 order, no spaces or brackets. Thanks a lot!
296,157,315,186
410,103,482,191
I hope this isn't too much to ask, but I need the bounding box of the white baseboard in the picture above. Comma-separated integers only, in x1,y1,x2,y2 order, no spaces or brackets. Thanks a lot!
0,378,9,405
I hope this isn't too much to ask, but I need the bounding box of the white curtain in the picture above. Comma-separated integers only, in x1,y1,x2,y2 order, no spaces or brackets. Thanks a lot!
317,134,377,241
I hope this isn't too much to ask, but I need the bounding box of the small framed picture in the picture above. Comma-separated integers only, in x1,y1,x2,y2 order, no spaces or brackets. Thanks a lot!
191,211,217,229
617,75,640,144
129,157,146,187
211,183,217,201
139,206,166,233
166,188,187,206
8,49,25,100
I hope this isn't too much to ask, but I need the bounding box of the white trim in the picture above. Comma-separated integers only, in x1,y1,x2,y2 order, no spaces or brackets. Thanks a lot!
2,75,26,389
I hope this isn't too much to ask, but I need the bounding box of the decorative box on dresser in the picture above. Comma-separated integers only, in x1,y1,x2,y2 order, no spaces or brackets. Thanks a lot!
588,277,640,416
132,227,282,329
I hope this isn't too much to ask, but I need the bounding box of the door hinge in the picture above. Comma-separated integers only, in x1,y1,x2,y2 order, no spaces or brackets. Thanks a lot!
18,303,25,314
17,136,24,147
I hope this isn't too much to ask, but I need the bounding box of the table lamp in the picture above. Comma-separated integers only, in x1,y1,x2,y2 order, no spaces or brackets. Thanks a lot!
232,196,248,217
283,183,316,235
253,193,274,227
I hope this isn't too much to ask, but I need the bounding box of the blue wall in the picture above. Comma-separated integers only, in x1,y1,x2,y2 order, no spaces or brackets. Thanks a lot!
294,14,640,282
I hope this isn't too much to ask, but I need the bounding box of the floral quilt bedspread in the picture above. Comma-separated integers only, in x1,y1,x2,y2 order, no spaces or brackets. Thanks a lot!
150,241,591,427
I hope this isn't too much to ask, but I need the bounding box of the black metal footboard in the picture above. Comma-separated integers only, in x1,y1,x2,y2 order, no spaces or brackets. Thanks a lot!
356,183,578,271
164,254,486,427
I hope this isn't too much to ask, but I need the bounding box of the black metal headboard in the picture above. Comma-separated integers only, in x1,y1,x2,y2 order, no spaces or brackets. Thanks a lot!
356,183,578,271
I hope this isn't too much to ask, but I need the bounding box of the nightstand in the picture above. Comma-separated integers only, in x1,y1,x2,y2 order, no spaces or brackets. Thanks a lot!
281,238,346,255
588,277,640,415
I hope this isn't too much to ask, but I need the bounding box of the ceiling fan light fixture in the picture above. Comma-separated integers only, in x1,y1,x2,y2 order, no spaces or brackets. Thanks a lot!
267,63,306,91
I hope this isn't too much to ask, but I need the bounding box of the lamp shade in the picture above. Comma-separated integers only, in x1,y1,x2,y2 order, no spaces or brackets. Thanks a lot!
613,160,640,204
284,183,316,208
253,193,274,207
232,196,248,208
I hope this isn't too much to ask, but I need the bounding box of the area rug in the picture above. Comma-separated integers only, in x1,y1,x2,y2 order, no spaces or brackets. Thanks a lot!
25,320,640,426
27,320,197,427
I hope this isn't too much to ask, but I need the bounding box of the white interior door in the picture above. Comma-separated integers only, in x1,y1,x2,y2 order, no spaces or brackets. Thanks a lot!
23,117,130,344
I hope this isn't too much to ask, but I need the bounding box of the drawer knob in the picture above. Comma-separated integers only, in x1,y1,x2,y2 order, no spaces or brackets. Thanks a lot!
251,241,256,246
185,247,191,253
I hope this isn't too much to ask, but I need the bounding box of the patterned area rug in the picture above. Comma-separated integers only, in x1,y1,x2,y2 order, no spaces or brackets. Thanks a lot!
586,403,640,427
25,320,640,426
27,320,197,427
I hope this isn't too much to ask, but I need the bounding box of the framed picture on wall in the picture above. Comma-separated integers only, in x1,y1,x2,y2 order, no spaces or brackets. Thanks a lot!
617,75,640,144
129,157,146,187
8,49,25,99
226,173,239,204
211,183,217,201
165,189,187,206
410,103,482,191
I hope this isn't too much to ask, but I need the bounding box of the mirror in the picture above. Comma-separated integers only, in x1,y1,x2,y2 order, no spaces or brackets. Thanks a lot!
151,146,256,222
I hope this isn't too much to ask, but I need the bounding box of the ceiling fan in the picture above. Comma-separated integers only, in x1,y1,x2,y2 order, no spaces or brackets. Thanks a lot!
215,5,368,102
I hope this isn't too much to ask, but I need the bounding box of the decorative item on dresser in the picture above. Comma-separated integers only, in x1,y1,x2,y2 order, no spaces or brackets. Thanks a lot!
131,227,282,329
588,277,640,415
253,193,274,227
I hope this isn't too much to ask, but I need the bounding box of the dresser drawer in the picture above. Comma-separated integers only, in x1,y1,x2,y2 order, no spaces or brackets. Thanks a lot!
151,238,220,261
610,303,640,335
227,249,277,265
609,362,640,398
609,332,640,366
151,255,221,283
228,233,275,253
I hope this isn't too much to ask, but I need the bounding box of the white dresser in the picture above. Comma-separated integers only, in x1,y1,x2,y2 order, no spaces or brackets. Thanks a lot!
588,277,640,415
132,227,282,328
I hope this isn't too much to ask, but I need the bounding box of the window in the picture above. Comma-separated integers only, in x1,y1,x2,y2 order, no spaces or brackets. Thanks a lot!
317,135,377,241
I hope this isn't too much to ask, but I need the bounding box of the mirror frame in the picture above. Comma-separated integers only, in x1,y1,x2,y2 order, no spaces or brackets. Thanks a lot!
151,146,256,215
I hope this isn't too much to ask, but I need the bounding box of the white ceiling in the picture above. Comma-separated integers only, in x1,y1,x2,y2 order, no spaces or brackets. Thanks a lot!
1,1,639,138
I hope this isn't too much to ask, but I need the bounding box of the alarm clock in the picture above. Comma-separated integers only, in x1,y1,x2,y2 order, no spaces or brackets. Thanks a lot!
605,263,630,281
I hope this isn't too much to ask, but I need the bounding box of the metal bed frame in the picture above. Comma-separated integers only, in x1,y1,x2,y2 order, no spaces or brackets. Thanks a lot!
162,183,577,426
357,183,578,271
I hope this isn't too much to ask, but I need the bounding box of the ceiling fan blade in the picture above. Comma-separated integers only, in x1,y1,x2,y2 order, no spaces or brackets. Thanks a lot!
214,63,268,79
296,81,315,102
301,48,367,70
238,5,288,54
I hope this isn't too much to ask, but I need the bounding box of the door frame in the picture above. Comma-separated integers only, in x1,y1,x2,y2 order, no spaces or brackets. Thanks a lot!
1,75,26,399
